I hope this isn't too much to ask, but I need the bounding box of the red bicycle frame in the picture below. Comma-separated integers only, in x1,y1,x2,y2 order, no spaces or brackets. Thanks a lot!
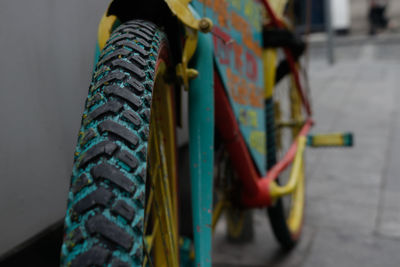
214,0,313,207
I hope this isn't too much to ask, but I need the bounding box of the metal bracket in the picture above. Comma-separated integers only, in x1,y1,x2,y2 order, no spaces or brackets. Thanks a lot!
176,27,200,90
169,1,213,90
164,0,213,32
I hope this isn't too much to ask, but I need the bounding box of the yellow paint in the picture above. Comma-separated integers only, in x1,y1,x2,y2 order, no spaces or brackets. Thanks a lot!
212,200,227,232
309,133,346,147
231,0,241,10
244,0,262,31
263,49,277,99
165,0,215,89
143,220,159,267
97,12,118,51
176,27,199,90
144,61,179,267
269,137,305,235
276,119,304,128
249,131,266,155
269,136,306,198
290,72,303,137
287,160,304,233
239,109,258,128
226,208,246,238
264,0,290,22
164,0,213,32
270,71,306,236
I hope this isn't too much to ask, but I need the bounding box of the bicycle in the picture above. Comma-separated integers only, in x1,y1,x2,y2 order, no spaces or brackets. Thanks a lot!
59,0,348,266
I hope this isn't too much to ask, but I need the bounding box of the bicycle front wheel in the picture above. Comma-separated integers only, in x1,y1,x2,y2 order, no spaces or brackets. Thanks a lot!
60,20,179,267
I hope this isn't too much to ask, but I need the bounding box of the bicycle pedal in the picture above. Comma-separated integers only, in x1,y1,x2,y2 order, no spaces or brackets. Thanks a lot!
307,132,353,147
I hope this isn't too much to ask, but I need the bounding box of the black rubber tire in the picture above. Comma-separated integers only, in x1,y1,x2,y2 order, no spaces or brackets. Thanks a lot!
60,20,171,267
267,196,299,250
265,96,303,250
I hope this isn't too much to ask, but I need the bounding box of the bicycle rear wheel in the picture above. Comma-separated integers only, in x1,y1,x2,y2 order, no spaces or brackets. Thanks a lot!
266,57,307,250
60,20,179,267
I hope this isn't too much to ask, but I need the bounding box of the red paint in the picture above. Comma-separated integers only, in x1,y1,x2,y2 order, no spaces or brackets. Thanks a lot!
259,0,285,28
232,42,243,73
212,26,232,65
284,49,312,116
245,51,258,81
215,72,271,205
215,70,313,207
264,118,313,184
212,25,232,44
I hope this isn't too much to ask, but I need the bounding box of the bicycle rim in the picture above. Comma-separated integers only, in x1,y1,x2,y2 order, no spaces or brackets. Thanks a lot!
267,67,305,248
143,57,179,267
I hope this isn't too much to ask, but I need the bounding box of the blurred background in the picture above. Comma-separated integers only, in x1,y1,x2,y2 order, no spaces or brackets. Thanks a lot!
0,0,400,266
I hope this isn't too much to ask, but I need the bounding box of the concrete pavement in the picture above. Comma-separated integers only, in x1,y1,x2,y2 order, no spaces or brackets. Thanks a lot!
213,34,400,267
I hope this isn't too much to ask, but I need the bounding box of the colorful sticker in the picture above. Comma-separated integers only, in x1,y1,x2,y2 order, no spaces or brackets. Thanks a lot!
192,0,266,175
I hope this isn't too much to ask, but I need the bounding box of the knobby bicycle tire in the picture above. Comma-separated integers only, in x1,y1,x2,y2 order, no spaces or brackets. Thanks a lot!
60,20,178,267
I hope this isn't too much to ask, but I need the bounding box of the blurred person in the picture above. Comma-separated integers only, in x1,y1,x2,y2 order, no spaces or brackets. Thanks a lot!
368,0,389,35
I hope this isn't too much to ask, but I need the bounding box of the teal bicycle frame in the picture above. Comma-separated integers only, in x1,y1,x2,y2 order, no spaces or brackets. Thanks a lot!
92,1,314,266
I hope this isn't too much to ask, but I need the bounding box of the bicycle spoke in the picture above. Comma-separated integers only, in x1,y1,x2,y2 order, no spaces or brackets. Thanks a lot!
144,188,154,232
146,120,178,267
143,219,159,267
154,131,178,264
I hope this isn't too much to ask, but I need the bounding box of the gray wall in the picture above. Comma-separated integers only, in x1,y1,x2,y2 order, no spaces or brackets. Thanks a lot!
0,0,109,255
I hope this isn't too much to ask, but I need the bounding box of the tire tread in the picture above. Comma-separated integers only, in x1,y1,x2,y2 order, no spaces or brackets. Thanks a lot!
61,20,165,266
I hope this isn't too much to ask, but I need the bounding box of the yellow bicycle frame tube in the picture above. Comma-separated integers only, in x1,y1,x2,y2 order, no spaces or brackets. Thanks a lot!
269,136,306,198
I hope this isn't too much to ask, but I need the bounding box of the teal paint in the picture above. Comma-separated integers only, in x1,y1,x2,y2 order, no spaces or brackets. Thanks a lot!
180,237,195,267
344,133,354,147
307,133,354,147
188,14,214,267
62,25,162,266
93,42,102,72
306,135,314,146
191,0,266,175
